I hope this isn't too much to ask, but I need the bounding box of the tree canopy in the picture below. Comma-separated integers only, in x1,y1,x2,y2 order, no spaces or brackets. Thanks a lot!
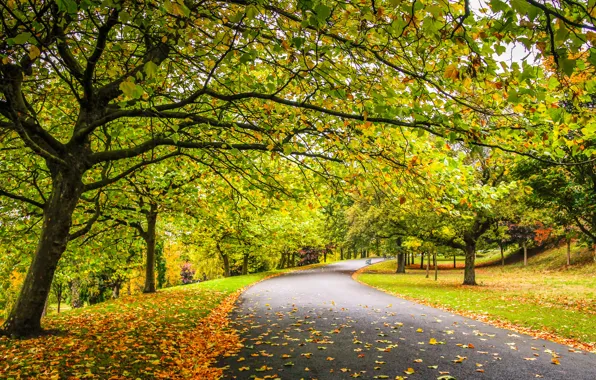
1,0,596,337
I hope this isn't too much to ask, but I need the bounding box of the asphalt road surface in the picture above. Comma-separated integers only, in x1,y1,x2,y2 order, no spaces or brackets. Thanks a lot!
220,259,596,379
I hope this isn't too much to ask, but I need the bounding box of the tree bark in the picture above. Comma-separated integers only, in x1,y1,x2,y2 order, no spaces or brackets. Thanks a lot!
216,240,231,276
566,238,571,266
278,250,286,269
222,254,231,277
453,254,456,268
425,252,430,278
396,252,406,273
323,249,327,262
70,279,83,309
2,167,84,336
340,247,344,260
420,252,424,269
112,282,121,299
41,295,49,318
142,203,158,293
434,250,438,281
523,240,528,266
242,253,249,275
56,283,63,314
463,244,477,285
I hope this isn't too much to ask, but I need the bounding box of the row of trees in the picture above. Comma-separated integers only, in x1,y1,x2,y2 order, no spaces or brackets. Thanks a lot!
2,0,596,337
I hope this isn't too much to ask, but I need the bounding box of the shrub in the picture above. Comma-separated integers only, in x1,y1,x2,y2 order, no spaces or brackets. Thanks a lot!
180,262,196,284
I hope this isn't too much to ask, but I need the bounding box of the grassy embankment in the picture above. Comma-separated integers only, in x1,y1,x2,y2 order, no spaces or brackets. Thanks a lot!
0,265,322,379
357,244,596,352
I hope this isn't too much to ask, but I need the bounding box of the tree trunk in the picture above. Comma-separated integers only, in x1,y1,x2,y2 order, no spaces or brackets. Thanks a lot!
340,247,344,260
499,243,504,267
143,204,158,293
434,251,438,281
463,244,477,285
566,238,571,266
70,279,83,309
222,254,231,277
323,249,327,262
420,252,424,269
523,240,528,266
425,252,430,278
278,251,286,269
396,252,406,273
376,238,380,257
56,284,62,314
2,167,84,336
112,281,121,299
242,253,249,275
453,254,456,268
41,295,49,318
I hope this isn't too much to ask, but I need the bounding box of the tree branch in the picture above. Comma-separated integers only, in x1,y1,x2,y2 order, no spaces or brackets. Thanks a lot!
0,188,45,209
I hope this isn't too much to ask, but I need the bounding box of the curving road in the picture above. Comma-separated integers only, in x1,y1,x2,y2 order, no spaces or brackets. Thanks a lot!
220,259,596,379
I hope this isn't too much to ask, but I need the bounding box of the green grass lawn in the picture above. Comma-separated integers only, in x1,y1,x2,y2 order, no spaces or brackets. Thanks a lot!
0,267,307,379
358,245,596,352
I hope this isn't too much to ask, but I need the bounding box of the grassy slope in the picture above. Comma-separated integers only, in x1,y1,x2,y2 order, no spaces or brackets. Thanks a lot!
0,266,319,379
358,244,596,351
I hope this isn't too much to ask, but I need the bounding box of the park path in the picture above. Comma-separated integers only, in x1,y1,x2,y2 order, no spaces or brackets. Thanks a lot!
219,259,596,379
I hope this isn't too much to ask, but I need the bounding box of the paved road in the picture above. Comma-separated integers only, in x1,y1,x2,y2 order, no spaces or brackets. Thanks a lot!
220,259,596,379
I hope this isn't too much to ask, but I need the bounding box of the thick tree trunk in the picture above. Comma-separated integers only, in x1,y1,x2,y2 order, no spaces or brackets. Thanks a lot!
453,254,456,268
143,204,158,293
523,241,528,266
566,238,572,266
242,253,249,275
41,295,49,318
2,168,83,336
420,253,424,269
396,252,406,273
222,254,231,277
463,244,477,285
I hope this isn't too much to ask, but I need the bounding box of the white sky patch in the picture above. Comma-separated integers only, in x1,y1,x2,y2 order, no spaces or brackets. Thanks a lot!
470,0,539,67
